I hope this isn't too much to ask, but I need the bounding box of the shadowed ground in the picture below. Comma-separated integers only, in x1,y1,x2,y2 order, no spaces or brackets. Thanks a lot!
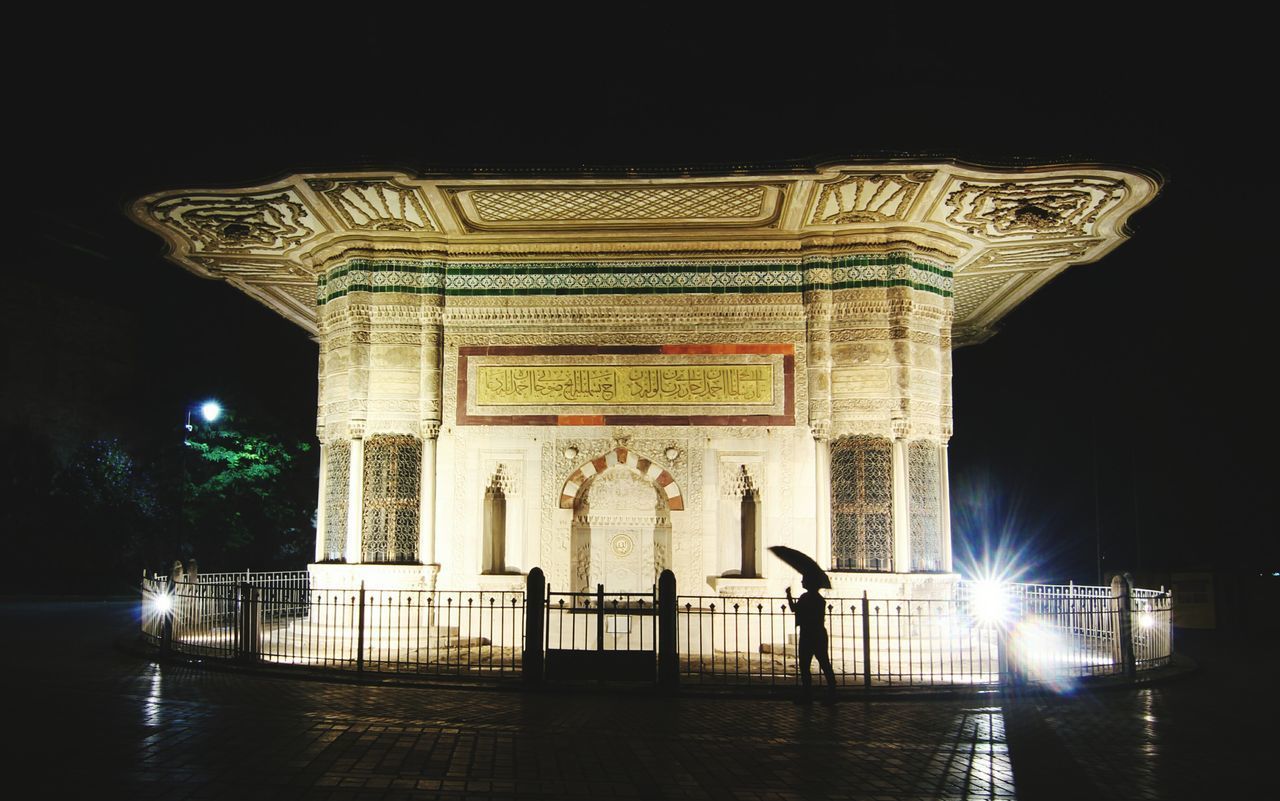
0,600,1269,800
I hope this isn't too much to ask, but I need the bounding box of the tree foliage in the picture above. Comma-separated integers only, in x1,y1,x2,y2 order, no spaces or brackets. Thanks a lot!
180,416,314,571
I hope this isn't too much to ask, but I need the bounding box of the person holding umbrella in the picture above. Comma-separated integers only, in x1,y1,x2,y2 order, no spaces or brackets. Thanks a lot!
771,546,838,705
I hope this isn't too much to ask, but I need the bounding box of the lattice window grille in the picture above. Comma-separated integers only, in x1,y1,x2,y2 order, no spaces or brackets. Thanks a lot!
323,440,350,561
909,440,943,572
362,435,422,563
830,436,893,571
720,462,761,498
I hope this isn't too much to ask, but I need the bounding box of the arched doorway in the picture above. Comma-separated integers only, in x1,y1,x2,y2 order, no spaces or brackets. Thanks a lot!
570,465,672,593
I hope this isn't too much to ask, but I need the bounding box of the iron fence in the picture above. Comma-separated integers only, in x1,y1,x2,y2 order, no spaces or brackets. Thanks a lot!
675,595,1001,687
141,575,524,680
141,571,1173,690
546,587,657,653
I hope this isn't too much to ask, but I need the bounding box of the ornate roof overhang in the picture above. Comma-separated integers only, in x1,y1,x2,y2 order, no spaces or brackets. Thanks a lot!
130,161,1160,344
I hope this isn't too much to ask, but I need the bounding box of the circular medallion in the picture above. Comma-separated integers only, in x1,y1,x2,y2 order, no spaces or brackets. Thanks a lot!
610,534,635,557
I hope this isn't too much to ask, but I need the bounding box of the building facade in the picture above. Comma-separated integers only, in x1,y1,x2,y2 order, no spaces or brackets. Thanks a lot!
132,162,1159,600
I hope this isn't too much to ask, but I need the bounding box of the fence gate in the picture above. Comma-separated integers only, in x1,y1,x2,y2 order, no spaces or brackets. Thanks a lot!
544,583,657,681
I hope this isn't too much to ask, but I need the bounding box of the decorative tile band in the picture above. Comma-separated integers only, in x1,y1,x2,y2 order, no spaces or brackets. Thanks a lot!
316,254,953,306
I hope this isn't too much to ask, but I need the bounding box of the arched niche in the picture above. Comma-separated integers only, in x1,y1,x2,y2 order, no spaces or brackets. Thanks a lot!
569,464,672,594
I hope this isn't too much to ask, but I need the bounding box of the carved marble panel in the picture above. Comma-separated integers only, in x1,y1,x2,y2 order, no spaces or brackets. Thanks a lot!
941,178,1127,240
308,178,438,232
149,190,325,254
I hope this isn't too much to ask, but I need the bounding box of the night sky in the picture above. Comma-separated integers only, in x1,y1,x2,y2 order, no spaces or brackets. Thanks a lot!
8,24,1270,585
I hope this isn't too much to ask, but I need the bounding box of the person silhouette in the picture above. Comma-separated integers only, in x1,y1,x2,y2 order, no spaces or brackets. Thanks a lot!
787,575,837,705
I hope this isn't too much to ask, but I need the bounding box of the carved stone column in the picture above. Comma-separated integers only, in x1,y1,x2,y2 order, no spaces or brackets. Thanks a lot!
891,424,911,574
805,278,833,569
805,285,833,438
314,442,328,563
813,424,831,569
345,433,365,564
418,421,440,567
939,443,953,572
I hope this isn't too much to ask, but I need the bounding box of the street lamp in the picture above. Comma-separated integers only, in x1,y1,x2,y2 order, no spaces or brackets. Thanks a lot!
185,399,222,433
177,398,223,569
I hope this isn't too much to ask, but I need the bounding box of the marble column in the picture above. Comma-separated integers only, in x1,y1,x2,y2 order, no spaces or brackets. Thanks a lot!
314,442,328,562
891,436,911,573
344,436,365,564
939,443,953,573
418,422,440,566
813,427,831,569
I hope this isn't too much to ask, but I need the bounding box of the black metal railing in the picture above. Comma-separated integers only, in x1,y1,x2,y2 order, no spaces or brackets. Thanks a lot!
141,570,1172,690
141,573,524,679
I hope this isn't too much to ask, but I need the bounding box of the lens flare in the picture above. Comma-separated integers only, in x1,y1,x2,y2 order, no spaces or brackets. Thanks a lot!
200,400,222,423
970,579,1011,625
1009,617,1078,694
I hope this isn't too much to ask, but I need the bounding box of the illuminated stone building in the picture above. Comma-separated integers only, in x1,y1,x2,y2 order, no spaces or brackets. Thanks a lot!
132,162,1159,600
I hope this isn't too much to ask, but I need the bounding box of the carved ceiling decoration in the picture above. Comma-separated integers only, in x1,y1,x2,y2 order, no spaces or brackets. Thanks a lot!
808,172,931,225
131,163,1160,342
953,272,1024,322
148,190,325,254
307,178,438,232
449,184,780,230
957,240,1101,273
938,177,1126,240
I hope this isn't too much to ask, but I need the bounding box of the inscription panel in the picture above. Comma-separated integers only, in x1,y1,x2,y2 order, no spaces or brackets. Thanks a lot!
477,364,773,406
457,345,794,427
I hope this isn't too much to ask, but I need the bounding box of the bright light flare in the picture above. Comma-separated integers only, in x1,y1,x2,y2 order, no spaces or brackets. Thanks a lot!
200,400,222,423
1138,611,1155,630
1010,617,1078,694
142,585,175,631
970,579,1011,625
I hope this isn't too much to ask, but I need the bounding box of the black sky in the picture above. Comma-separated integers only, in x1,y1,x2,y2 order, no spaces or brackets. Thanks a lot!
8,23,1271,582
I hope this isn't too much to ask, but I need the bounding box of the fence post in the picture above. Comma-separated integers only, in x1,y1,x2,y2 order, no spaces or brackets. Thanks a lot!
596,583,605,653
658,569,677,690
524,568,546,686
159,579,174,661
1113,573,1136,678
239,581,261,663
356,581,366,673
997,622,1013,686
860,591,872,688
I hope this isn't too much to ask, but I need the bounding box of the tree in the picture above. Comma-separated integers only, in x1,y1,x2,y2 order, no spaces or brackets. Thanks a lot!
49,437,162,590
179,415,315,572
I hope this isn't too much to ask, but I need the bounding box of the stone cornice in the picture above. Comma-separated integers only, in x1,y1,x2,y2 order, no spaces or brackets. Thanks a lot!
130,161,1160,343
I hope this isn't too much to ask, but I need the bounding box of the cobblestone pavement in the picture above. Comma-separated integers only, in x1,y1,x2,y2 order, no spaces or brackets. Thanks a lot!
0,601,1270,800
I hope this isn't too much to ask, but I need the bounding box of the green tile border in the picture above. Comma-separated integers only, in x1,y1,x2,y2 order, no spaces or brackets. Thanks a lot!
316,254,953,306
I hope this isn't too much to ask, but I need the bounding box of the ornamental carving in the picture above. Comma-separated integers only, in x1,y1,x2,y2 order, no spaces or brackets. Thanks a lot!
961,239,1101,271
466,185,768,223
953,272,1024,321
809,172,932,225
943,178,1126,239
275,283,317,309
719,461,762,498
308,178,438,232
149,191,323,254
484,461,521,496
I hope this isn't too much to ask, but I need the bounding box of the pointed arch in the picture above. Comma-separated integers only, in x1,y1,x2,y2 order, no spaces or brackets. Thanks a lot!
559,446,684,511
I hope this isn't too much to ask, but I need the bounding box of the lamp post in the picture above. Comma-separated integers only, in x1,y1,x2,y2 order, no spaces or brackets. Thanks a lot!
186,399,222,433
177,399,222,569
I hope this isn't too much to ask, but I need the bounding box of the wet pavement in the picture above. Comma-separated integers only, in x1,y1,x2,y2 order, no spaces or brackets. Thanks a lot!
0,600,1271,800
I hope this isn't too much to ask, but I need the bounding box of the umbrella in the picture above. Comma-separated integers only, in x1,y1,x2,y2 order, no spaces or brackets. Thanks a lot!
768,546,831,589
